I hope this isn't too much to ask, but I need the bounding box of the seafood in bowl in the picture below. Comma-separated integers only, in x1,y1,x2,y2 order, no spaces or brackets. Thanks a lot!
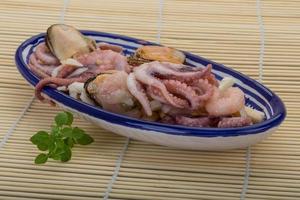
30,24,264,128
15,24,286,150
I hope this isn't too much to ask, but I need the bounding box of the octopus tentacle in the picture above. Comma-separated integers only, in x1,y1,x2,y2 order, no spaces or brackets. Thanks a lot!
162,79,200,109
28,61,50,79
133,61,215,110
175,116,212,127
192,79,214,102
160,115,175,124
127,73,152,116
134,66,187,108
136,61,212,83
207,73,219,86
161,104,193,116
218,117,252,128
66,67,88,78
147,86,168,104
172,63,212,83
188,64,218,86
29,53,58,76
35,74,94,101
35,42,60,65
147,86,189,108
56,65,77,78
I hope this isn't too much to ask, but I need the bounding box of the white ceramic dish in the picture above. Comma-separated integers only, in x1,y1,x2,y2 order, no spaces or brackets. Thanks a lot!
15,30,286,150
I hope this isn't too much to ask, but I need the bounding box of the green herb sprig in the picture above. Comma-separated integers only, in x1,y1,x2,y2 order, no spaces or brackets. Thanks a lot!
30,111,94,164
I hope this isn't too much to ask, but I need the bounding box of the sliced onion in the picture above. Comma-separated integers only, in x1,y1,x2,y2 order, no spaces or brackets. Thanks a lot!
51,64,64,77
61,58,83,67
244,106,265,123
57,86,67,91
67,67,88,78
219,77,235,93
68,82,84,99
68,82,95,105
80,90,95,105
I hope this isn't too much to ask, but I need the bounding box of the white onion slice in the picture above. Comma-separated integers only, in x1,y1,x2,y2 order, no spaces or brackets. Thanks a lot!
51,64,64,77
61,58,83,67
244,106,265,123
57,86,67,91
68,82,95,105
67,67,88,78
219,77,235,93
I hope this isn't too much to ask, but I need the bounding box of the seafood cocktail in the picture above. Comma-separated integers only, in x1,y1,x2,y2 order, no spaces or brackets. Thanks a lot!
29,24,265,128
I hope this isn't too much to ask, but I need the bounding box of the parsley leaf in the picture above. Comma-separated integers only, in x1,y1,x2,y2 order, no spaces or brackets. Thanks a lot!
30,111,94,164
35,153,48,164
30,131,50,145
77,134,94,145
72,127,85,139
55,112,68,126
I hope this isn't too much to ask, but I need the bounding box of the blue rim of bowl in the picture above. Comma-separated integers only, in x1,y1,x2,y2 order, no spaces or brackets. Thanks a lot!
15,30,286,137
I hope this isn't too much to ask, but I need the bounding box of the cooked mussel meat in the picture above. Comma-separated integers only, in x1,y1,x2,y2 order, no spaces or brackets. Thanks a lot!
128,45,186,66
46,24,96,62
84,71,140,116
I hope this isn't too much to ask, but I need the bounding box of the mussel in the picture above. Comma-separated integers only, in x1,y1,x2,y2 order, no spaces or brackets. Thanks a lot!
128,45,186,66
46,24,96,62
84,71,141,117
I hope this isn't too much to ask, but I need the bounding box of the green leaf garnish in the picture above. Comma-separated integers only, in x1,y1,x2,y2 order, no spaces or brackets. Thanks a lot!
60,146,72,162
55,112,68,126
37,143,49,151
65,111,74,125
35,153,48,164
30,111,93,164
72,127,85,139
77,134,94,145
61,127,73,138
30,131,50,145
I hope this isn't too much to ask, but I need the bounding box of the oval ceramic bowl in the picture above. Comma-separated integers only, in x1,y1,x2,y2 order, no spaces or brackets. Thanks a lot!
15,31,286,150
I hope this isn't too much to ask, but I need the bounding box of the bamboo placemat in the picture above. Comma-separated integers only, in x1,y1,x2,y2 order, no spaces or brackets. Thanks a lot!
0,0,299,199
